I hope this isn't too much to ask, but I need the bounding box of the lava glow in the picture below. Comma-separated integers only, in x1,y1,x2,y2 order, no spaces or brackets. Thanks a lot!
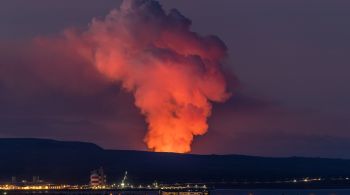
60,0,231,153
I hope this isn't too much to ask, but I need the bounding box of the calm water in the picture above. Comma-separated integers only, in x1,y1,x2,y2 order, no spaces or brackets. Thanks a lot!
211,189,350,195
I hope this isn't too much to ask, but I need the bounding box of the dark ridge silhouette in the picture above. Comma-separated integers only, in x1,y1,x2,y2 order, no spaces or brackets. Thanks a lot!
1,138,350,186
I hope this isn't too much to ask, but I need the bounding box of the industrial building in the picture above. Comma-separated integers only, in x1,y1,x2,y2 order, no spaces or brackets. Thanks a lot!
90,167,107,186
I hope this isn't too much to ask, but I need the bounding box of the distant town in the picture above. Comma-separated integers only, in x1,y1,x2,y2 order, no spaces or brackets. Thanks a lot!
1,167,350,194
0,167,209,195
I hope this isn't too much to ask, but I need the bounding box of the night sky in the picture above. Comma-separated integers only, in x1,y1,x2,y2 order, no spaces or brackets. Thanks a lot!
1,0,350,158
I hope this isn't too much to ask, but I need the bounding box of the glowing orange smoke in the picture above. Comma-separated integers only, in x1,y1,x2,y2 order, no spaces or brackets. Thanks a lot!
63,0,231,153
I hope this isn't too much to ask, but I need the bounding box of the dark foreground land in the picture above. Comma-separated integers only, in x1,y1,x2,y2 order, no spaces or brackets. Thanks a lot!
1,138,350,187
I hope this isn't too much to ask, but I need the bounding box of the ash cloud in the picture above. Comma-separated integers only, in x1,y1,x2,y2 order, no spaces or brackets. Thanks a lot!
59,0,232,153
0,0,233,153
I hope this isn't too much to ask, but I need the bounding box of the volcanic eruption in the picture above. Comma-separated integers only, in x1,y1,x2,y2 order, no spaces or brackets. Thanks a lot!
57,0,231,153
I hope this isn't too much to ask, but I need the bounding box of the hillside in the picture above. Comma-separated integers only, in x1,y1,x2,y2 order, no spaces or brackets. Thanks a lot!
0,138,350,186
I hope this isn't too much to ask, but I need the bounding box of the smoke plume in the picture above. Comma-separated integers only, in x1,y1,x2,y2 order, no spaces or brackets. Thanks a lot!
57,0,231,153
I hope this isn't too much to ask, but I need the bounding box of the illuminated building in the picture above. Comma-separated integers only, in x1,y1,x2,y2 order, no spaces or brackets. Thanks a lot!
90,167,107,186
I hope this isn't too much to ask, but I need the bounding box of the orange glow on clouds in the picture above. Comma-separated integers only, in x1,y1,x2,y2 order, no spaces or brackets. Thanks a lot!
54,0,231,153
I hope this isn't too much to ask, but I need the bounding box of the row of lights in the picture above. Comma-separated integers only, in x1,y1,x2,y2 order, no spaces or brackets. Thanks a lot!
1,177,350,191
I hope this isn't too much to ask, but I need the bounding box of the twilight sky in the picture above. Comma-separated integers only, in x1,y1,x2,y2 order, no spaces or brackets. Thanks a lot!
1,0,350,158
